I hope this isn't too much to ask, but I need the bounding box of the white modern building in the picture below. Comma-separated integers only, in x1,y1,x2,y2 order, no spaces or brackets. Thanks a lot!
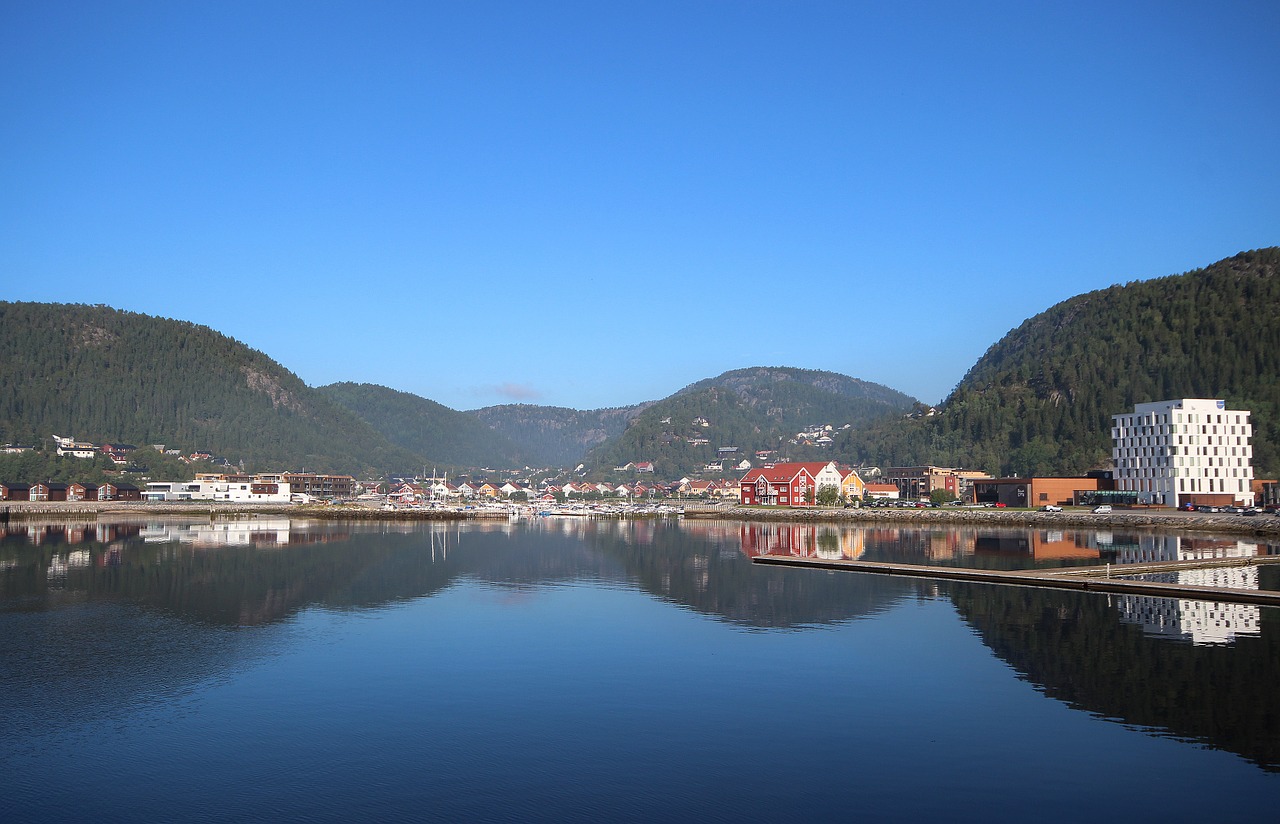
1111,398,1254,507
143,480,293,503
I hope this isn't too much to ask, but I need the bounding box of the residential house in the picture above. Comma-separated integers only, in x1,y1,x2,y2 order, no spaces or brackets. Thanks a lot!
0,482,31,501
67,482,100,502
841,470,866,501
388,483,425,505
739,464,819,507
100,482,141,501
684,480,717,496
30,482,69,502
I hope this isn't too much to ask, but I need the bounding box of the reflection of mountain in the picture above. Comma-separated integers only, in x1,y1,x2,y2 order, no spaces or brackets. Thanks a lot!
583,519,916,628
0,521,616,626
948,582,1280,772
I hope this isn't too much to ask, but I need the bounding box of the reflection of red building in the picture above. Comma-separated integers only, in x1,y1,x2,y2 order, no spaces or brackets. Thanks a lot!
1029,531,1100,561
739,524,864,560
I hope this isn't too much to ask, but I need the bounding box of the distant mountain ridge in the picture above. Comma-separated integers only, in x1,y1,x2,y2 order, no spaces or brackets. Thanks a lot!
469,403,648,468
584,366,918,477
841,247,1280,477
316,383,530,470
7,247,1275,480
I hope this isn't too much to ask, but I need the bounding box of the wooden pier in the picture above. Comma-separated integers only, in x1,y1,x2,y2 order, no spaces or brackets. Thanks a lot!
750,553,1280,607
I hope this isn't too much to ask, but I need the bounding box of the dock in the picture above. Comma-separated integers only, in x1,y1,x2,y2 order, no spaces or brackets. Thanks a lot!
750,553,1280,607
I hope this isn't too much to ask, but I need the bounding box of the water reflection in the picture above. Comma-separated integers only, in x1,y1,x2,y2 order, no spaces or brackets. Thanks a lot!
736,521,1276,568
949,580,1280,771
3,517,1280,775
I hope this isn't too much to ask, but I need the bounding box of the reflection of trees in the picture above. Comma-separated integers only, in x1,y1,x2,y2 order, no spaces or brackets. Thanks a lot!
1,521,632,626
584,519,915,628
948,581,1280,772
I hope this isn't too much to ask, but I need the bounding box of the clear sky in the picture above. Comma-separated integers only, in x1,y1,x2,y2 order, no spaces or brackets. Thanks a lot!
3,1,1278,411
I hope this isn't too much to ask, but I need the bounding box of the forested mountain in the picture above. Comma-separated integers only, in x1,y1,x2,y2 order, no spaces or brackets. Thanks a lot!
319,382,529,469
470,404,649,468
585,367,917,477
841,248,1280,477
0,303,424,476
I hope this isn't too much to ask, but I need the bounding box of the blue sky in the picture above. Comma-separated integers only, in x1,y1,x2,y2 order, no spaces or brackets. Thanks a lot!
3,1,1277,411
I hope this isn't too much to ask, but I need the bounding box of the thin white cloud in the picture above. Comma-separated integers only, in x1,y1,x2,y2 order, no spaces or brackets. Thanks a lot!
491,382,543,401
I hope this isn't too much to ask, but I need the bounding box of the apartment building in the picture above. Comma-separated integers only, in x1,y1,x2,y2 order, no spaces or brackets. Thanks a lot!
1111,398,1254,507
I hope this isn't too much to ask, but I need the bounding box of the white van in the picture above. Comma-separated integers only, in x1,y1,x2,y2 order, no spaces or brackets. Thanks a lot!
1092,504,1112,514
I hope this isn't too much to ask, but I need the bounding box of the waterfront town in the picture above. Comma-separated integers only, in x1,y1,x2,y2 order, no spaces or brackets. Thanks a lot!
3,398,1278,512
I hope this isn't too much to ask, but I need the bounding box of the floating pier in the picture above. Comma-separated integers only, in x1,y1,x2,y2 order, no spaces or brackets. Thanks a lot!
750,554,1280,607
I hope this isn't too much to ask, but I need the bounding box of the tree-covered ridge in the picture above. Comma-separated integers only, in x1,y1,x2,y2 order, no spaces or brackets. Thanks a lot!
0,302,423,475
318,382,529,469
469,403,649,467
842,248,1280,477
586,366,918,477
678,366,914,408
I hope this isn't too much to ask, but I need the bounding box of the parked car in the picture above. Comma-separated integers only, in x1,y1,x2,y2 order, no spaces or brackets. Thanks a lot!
1041,505,1062,512
1196,505,1220,513
1092,504,1112,514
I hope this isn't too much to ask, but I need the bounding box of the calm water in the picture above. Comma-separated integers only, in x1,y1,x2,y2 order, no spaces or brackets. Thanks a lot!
3,517,1279,822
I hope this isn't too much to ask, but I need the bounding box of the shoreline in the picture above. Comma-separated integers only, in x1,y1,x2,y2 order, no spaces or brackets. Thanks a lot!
4,500,1280,538
688,505,1280,538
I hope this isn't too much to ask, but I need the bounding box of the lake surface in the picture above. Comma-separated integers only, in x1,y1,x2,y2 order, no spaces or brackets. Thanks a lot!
3,517,1279,822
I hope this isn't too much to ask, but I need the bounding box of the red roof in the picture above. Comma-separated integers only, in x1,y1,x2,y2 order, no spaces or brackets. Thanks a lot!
740,464,815,484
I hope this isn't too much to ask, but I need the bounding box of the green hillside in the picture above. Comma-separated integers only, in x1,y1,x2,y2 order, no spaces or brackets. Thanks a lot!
586,366,917,477
319,382,529,469
842,248,1280,477
0,303,424,476
469,403,647,468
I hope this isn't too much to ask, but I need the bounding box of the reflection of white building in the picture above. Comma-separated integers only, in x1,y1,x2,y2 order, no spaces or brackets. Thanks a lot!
141,520,295,546
1117,565,1261,646
1112,533,1263,645
1111,398,1254,507
1106,534,1256,565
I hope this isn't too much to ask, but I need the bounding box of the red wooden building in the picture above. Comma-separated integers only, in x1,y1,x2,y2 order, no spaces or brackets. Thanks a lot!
739,464,819,507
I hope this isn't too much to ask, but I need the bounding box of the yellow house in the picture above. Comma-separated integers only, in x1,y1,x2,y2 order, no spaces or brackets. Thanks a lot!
841,470,866,500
